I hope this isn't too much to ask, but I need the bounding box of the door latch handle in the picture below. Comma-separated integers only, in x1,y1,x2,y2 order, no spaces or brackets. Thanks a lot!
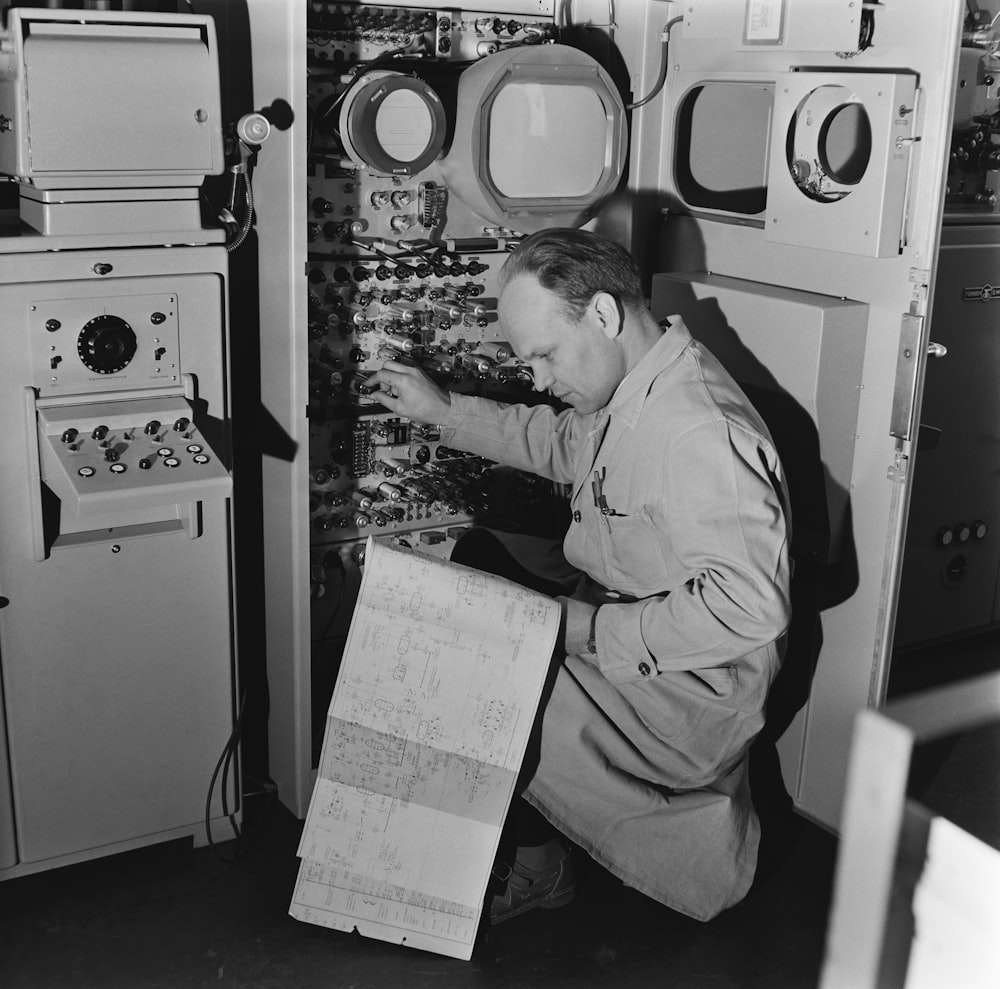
927,342,948,358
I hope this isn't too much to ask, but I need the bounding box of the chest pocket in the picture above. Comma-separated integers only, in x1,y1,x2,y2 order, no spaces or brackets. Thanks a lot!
597,506,670,597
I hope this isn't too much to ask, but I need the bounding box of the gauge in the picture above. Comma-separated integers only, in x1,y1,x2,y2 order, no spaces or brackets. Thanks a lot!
77,315,137,375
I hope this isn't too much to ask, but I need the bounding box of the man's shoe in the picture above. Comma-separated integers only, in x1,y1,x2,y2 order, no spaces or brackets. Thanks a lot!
489,842,577,924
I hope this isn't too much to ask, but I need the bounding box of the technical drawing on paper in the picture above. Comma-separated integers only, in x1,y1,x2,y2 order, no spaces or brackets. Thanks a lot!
290,536,561,960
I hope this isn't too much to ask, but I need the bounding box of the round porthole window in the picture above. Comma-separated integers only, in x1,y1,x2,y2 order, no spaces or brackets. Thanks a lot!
785,85,873,202
338,71,446,176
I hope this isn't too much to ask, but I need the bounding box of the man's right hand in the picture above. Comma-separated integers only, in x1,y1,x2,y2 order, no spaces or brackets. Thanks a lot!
365,361,453,425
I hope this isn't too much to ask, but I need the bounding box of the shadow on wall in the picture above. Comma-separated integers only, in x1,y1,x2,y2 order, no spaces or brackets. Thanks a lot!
667,287,860,716
670,287,862,875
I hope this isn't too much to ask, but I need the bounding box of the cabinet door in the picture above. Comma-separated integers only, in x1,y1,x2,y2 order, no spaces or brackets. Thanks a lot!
629,0,963,828
895,226,1000,646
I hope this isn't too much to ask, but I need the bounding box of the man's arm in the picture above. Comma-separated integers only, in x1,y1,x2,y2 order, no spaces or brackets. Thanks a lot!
368,361,592,484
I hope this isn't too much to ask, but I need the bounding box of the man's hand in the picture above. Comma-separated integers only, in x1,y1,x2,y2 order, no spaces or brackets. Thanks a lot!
366,361,453,424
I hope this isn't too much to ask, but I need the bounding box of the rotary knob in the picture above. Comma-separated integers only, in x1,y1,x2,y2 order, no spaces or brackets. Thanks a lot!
77,315,137,375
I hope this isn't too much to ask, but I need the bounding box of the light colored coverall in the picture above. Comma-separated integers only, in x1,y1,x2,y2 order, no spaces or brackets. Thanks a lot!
441,318,792,920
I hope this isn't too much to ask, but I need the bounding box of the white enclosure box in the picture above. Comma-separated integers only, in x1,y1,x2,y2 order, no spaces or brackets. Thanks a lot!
0,8,224,190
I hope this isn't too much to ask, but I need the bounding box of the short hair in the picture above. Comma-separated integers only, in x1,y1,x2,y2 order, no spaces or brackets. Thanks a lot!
499,227,644,322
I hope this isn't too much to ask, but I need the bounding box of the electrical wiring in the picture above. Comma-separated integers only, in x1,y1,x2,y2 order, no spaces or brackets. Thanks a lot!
204,686,246,861
225,171,254,254
627,15,684,110
202,684,280,865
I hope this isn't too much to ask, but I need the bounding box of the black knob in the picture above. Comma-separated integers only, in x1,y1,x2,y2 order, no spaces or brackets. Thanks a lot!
92,424,109,441
144,420,161,435
77,315,136,374
173,417,190,432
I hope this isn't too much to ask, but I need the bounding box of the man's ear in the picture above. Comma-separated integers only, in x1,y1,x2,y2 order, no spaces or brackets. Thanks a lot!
592,291,623,340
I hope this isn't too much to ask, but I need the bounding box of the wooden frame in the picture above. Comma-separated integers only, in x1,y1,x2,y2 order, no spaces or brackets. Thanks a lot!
820,670,1000,988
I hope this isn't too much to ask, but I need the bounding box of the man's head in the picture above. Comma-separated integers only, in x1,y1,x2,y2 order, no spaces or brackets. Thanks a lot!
498,227,645,321
497,228,645,413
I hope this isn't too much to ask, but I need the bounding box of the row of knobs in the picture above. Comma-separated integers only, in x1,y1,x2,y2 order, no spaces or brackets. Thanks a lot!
937,520,989,546
61,418,191,447
307,252,489,282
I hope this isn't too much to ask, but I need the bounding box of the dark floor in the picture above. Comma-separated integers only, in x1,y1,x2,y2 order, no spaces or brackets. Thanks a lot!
1,629,996,989
0,796,836,989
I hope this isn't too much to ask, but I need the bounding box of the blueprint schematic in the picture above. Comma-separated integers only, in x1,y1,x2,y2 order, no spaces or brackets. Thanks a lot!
289,535,561,959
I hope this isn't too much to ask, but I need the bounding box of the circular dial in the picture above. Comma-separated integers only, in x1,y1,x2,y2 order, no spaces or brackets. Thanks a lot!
77,315,137,375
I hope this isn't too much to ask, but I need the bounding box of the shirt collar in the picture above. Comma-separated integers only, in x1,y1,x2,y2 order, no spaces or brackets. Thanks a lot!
606,316,693,429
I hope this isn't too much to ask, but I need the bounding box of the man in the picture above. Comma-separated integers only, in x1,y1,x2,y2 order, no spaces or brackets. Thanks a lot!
368,228,791,923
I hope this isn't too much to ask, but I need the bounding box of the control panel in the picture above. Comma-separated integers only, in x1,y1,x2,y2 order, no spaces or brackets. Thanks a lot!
306,6,557,65
947,11,1000,213
304,253,528,415
300,2,579,760
303,2,571,560
307,405,560,544
11,267,231,558
30,293,182,397
36,396,230,519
